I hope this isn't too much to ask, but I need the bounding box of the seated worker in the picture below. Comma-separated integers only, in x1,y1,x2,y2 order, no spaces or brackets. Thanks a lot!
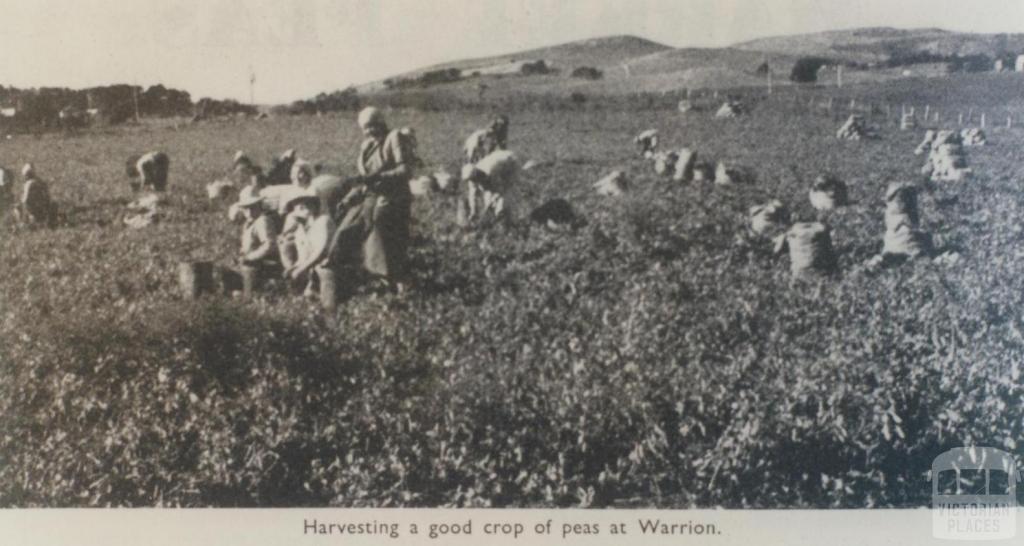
237,194,280,275
282,191,336,298
228,165,269,222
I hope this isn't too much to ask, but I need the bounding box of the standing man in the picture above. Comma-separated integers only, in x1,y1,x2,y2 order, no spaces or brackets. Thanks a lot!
329,107,416,291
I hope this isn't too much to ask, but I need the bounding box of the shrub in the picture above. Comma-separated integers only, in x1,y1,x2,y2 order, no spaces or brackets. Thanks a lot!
947,54,993,74
571,66,603,80
790,57,833,83
521,60,552,76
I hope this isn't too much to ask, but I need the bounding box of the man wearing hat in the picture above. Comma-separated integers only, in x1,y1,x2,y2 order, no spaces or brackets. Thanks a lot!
283,190,336,297
238,193,280,275
329,106,416,290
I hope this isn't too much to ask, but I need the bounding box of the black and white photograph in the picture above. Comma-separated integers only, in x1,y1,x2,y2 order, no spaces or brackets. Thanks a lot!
0,0,1022,543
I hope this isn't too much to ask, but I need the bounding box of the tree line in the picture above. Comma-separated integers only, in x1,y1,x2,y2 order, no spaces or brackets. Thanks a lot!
0,84,256,133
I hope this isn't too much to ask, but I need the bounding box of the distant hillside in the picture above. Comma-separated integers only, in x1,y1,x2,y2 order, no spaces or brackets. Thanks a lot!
624,47,797,77
414,34,669,72
734,27,1024,65
359,35,671,91
327,27,1024,106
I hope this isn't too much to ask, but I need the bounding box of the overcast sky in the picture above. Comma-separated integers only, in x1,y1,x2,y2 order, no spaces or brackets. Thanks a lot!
3,0,1024,104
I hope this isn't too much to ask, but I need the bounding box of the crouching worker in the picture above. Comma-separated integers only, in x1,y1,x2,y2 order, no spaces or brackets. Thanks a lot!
126,151,170,193
460,150,519,228
282,191,337,301
0,167,14,222
17,163,56,227
237,194,281,290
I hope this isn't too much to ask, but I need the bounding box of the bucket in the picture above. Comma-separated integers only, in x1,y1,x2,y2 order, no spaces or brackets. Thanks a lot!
239,265,260,298
409,176,435,196
178,261,214,300
318,266,338,312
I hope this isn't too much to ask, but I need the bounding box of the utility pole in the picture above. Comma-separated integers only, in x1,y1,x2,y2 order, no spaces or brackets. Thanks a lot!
132,83,140,123
249,66,256,106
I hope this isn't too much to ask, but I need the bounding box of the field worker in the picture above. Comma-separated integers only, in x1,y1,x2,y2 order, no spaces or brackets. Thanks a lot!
237,193,280,275
634,129,659,158
126,151,170,192
464,115,510,164
488,114,509,150
0,167,14,219
282,191,336,297
290,159,314,188
233,150,252,169
328,107,416,291
19,163,55,227
275,184,315,271
228,165,268,222
231,151,254,184
461,149,520,226
267,148,299,185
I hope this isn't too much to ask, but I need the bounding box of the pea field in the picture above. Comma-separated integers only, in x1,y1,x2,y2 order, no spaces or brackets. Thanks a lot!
1,72,1022,508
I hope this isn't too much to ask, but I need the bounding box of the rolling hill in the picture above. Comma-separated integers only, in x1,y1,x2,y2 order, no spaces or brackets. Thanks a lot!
734,27,1024,65
349,27,1024,100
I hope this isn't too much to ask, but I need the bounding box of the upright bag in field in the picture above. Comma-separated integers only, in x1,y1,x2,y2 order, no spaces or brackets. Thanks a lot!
775,222,837,277
881,182,932,258
672,148,697,182
178,261,215,300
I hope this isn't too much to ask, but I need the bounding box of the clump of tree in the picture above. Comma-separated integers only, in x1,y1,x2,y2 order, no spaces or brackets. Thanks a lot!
282,87,360,115
193,98,257,119
947,54,994,73
789,57,834,83
521,60,552,76
0,83,196,132
138,85,192,117
384,68,464,90
571,66,603,80
882,51,951,68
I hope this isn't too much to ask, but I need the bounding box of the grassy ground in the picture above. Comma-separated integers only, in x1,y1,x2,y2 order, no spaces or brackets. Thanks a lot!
0,74,1022,507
